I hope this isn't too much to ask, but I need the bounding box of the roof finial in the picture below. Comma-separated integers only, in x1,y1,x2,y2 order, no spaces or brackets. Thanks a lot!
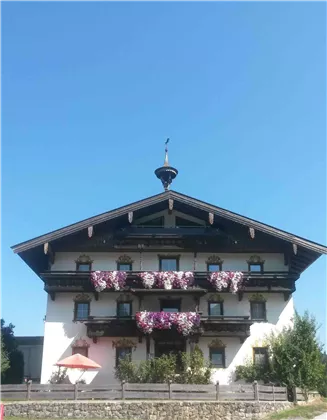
164,138,169,166
154,138,178,191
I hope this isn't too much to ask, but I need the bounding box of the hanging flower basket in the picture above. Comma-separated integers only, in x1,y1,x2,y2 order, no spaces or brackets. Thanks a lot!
208,271,243,294
90,271,127,292
136,311,200,336
138,271,194,290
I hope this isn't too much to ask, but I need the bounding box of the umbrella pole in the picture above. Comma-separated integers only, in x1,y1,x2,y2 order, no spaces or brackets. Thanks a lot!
76,369,86,384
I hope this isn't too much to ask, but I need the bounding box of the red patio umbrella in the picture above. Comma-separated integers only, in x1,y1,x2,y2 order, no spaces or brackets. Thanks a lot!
56,353,101,369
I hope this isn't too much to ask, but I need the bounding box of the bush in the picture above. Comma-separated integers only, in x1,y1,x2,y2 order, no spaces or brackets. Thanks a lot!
235,361,272,383
49,367,68,384
115,346,211,384
178,346,211,384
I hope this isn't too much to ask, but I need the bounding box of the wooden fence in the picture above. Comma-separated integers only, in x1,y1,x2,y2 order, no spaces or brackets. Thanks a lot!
1,381,291,402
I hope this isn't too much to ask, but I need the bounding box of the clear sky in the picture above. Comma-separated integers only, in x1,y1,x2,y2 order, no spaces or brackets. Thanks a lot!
2,2,326,344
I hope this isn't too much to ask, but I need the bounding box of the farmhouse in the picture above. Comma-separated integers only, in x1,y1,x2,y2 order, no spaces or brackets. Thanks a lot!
12,148,327,385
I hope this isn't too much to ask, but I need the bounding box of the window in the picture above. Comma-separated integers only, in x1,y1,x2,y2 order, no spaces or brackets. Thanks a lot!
210,349,225,368
160,299,181,313
248,264,263,273
117,302,132,318
159,257,179,271
250,302,266,321
207,263,222,272
116,347,132,367
253,347,268,366
74,302,90,320
208,302,223,316
72,347,88,357
76,263,91,272
117,263,132,271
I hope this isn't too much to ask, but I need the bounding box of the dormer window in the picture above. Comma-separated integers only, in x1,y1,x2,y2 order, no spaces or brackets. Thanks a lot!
75,255,93,272
159,256,179,271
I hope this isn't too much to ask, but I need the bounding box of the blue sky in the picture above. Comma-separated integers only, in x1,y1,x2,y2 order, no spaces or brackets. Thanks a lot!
2,2,326,344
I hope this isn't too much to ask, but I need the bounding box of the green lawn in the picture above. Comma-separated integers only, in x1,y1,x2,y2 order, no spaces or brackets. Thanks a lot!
263,399,327,419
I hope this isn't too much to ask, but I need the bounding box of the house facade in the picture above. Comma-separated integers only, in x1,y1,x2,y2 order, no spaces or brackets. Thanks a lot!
12,156,327,385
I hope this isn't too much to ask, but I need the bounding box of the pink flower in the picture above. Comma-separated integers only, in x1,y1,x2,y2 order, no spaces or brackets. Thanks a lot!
138,271,194,290
90,271,127,292
208,271,243,294
135,311,200,336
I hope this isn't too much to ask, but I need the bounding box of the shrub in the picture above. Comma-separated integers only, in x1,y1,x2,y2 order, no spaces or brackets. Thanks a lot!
49,367,68,384
115,347,211,384
178,346,211,384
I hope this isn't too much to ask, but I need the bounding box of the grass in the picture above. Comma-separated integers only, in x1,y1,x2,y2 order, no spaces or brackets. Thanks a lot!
263,398,327,419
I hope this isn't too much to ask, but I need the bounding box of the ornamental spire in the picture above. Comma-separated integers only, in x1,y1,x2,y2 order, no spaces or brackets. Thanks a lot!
154,138,178,191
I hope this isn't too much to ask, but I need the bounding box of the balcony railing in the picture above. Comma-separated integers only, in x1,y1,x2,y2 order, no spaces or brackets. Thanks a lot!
41,270,297,298
84,314,253,342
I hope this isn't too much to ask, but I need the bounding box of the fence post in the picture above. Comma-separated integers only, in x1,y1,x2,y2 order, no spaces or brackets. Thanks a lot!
253,381,259,401
74,383,78,400
168,380,172,400
27,380,32,401
272,384,275,402
292,386,297,405
215,381,219,401
121,381,126,400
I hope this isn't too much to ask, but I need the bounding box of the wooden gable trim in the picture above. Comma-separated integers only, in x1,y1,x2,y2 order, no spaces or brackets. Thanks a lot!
11,190,327,256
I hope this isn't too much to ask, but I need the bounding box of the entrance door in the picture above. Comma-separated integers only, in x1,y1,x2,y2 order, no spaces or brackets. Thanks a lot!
155,339,186,359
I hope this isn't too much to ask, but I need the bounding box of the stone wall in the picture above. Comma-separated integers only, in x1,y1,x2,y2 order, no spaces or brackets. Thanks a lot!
5,400,292,420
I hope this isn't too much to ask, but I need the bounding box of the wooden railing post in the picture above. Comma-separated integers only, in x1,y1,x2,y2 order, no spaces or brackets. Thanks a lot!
292,386,297,405
74,383,78,400
215,381,219,401
272,384,275,402
253,381,259,401
168,380,172,400
26,380,32,401
121,381,126,400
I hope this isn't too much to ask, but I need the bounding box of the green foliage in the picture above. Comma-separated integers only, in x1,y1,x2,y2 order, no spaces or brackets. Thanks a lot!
235,311,326,399
235,360,271,383
115,347,211,384
1,319,24,384
48,367,68,384
318,352,327,397
177,346,211,384
1,338,10,375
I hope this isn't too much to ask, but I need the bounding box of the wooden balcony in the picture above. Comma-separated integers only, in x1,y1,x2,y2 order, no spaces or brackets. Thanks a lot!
83,314,253,343
40,270,297,301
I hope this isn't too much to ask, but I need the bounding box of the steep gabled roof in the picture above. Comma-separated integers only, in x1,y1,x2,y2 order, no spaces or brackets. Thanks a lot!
12,190,327,256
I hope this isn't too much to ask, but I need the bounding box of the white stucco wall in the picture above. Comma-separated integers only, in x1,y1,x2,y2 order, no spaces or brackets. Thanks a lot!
51,251,286,272
41,288,294,385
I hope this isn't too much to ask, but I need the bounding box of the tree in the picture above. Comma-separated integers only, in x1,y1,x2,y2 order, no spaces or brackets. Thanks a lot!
235,312,325,400
1,338,10,375
1,319,24,384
